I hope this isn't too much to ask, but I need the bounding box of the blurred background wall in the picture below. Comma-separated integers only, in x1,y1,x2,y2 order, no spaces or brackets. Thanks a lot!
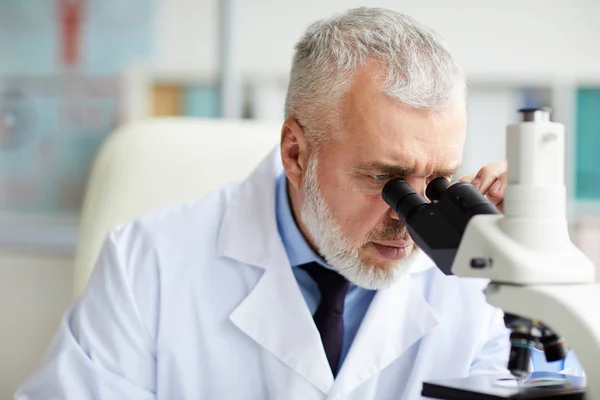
158,0,600,78
1,0,600,398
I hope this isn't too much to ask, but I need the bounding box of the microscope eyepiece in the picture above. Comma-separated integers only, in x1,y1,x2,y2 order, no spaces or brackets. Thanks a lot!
425,177,450,202
382,176,500,275
382,179,428,222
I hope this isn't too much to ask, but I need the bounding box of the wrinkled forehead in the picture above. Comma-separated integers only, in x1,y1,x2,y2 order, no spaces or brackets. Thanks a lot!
348,136,464,179
333,91,466,177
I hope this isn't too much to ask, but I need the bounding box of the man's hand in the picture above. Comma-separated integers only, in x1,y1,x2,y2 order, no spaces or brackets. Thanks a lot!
457,161,507,212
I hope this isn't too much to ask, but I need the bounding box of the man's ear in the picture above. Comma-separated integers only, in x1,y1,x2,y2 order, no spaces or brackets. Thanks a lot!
280,118,310,190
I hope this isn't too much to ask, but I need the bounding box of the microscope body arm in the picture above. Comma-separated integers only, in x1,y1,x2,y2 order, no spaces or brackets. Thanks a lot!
453,214,594,285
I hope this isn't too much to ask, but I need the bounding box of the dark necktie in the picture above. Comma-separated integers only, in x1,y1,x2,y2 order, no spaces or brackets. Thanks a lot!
300,262,350,376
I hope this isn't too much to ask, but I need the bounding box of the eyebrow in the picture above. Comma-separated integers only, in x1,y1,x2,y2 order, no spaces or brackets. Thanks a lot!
354,161,461,178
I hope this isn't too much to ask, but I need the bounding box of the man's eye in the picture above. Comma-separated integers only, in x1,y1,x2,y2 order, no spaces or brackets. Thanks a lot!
370,174,389,181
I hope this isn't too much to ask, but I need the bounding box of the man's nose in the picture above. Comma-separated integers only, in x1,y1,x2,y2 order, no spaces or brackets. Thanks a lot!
406,177,427,197
387,204,401,220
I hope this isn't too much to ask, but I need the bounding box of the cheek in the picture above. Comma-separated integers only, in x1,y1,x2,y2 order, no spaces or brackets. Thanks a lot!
349,198,387,241
316,159,388,243
325,188,388,243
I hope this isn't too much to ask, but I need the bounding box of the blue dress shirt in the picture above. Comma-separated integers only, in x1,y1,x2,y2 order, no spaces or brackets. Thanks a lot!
274,172,376,372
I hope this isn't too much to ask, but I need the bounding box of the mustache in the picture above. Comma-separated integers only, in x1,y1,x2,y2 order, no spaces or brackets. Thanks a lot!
365,220,411,243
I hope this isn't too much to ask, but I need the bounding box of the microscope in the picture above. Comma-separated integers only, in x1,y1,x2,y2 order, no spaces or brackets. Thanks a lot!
382,108,600,399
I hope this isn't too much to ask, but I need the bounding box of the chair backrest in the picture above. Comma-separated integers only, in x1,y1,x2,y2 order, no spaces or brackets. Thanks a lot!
73,117,281,297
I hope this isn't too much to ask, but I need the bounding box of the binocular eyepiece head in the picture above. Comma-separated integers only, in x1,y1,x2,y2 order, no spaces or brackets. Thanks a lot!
381,176,499,276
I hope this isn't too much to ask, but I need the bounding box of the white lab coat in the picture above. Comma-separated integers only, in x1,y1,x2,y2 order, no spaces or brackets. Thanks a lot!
16,149,510,400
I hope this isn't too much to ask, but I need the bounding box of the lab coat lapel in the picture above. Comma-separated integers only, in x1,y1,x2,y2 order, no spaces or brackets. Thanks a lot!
219,149,334,394
330,256,440,398
229,256,334,393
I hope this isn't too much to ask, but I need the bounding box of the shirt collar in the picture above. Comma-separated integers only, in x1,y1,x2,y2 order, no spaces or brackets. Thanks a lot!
275,172,329,269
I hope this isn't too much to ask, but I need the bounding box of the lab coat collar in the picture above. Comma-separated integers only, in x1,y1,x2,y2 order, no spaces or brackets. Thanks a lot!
222,149,440,396
217,147,283,269
223,149,335,393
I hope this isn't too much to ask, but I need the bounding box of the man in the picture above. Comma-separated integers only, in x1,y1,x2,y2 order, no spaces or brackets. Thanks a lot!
17,7,511,400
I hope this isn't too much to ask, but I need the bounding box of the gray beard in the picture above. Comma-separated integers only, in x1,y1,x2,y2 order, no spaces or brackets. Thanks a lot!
299,156,416,290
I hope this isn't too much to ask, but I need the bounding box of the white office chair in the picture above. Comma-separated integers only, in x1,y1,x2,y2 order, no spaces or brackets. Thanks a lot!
73,117,281,297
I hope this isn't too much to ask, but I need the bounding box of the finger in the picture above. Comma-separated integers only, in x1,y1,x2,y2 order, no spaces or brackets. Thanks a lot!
486,177,506,203
472,172,496,193
485,178,505,205
472,161,507,193
494,200,504,213
452,172,505,212
456,174,476,183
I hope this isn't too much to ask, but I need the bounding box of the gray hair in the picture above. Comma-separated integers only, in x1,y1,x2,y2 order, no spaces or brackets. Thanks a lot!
284,7,466,146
